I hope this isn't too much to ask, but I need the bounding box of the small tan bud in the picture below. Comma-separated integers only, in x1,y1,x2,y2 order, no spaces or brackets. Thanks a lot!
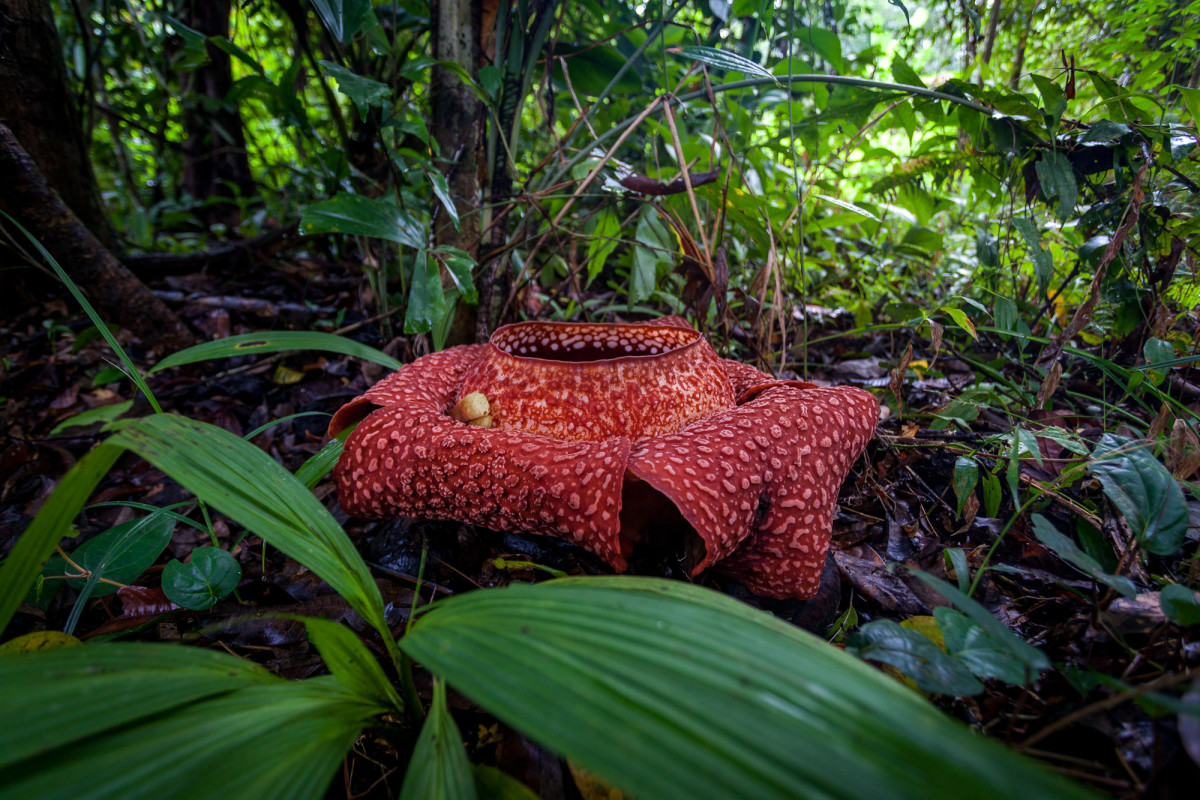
450,392,491,425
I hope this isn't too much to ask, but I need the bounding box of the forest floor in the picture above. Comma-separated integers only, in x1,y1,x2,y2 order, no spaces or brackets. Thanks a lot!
2,254,1199,799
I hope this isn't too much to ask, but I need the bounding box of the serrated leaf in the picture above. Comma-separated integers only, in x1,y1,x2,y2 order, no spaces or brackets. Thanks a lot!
678,46,776,83
163,546,241,610
151,331,401,372
51,400,134,435
1089,434,1189,555
953,457,979,516
301,193,424,248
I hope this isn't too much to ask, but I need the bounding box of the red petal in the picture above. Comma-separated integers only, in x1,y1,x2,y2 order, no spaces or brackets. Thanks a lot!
336,394,632,571
627,384,878,598
328,345,485,437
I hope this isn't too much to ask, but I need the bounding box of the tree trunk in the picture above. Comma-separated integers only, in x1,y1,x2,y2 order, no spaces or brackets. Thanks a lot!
1010,1,1038,89
0,123,195,352
0,0,116,248
981,0,1003,64
431,0,483,345
179,0,255,230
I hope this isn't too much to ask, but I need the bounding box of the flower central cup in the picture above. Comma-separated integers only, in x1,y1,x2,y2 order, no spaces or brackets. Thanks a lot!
457,321,735,442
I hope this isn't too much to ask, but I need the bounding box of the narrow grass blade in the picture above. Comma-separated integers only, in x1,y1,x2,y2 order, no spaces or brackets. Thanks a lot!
151,331,402,372
0,443,124,637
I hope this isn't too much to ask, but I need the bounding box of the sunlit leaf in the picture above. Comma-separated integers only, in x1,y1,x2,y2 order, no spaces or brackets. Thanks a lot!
301,192,424,248
813,193,879,221
678,46,776,83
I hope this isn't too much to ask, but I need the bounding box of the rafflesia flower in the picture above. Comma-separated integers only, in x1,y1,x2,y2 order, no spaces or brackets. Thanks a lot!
329,316,877,599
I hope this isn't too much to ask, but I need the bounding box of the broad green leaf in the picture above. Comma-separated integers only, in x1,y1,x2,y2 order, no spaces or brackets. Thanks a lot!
1160,585,1200,626
426,170,460,231
310,0,372,44
405,250,446,335
151,331,401,372
0,443,123,637
301,193,424,248
678,46,776,83
50,400,134,434
1012,217,1054,298
303,617,403,710
1032,515,1132,597
1089,434,1189,555
399,679,477,800
432,245,479,304
631,206,671,306
934,609,1031,685
945,548,970,593
0,643,274,770
794,27,844,74
585,208,621,285
1034,152,1077,220
55,514,175,598
849,619,984,696
813,193,879,221
952,457,979,516
162,546,242,610
106,415,402,670
404,578,1095,800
